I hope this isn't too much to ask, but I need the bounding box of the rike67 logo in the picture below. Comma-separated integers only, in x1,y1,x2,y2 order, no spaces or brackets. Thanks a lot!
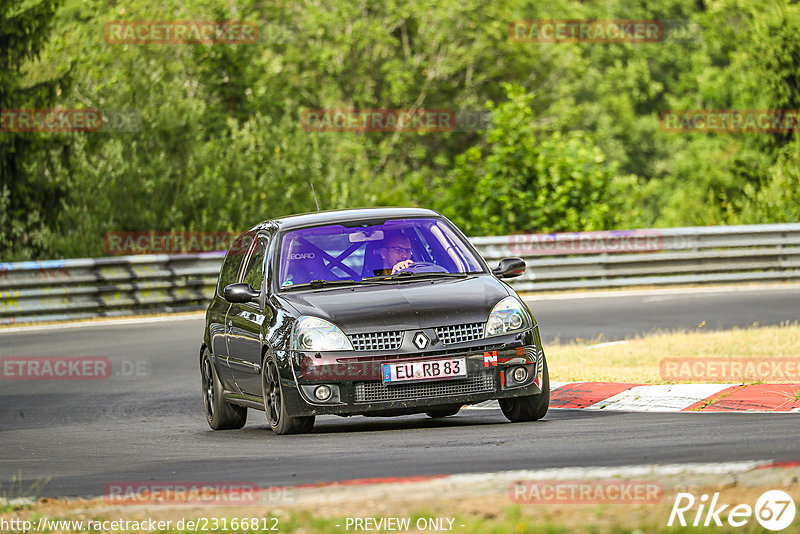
668,490,796,531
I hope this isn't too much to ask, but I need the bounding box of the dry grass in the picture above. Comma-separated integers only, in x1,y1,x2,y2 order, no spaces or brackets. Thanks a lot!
5,472,800,534
548,322,800,384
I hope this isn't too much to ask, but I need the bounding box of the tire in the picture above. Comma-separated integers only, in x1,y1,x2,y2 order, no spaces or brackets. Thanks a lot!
262,357,315,435
425,405,461,418
499,355,550,422
201,348,247,430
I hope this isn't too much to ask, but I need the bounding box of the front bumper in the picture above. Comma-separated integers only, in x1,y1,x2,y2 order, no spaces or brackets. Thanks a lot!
282,329,544,417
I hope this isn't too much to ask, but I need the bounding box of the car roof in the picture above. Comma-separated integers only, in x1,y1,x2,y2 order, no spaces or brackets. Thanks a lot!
252,207,445,232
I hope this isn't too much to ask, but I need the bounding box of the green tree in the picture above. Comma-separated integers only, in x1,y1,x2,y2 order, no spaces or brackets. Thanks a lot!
436,84,628,235
6,0,800,261
0,0,69,260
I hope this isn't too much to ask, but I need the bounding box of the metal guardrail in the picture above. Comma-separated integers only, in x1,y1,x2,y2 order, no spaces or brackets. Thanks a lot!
2,223,799,325
0,254,224,325
473,223,800,291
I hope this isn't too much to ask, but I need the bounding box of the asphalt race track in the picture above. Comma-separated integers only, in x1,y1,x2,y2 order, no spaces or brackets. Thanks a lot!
1,285,799,498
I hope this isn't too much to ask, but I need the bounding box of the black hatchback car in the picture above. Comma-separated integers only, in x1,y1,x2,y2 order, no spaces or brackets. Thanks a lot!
200,207,549,434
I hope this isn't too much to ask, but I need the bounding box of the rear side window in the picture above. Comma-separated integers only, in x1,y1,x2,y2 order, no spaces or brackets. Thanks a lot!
216,232,255,297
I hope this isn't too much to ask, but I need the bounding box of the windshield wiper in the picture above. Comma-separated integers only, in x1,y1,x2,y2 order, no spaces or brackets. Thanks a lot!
361,271,467,283
283,279,361,290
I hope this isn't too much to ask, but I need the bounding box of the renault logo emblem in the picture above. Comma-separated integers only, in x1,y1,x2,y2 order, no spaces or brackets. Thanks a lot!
413,332,429,350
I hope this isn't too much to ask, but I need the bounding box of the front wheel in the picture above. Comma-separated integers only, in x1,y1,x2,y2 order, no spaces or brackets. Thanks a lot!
201,348,247,430
262,357,315,435
499,355,550,422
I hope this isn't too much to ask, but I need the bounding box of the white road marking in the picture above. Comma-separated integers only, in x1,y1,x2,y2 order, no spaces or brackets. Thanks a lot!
588,383,733,412
0,312,204,334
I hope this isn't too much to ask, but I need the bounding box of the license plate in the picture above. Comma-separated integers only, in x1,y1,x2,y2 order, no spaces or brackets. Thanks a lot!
382,358,467,384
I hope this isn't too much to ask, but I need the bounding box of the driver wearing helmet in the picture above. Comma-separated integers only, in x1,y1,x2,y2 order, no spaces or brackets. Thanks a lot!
376,232,414,275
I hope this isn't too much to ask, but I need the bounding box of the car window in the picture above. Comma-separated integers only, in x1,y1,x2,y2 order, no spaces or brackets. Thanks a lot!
277,218,484,288
216,231,255,297
242,236,267,291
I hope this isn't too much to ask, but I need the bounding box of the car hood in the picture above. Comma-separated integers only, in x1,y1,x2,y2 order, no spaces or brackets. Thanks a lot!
277,275,511,332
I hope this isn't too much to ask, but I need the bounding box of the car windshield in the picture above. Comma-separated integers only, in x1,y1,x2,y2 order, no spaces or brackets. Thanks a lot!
277,217,484,289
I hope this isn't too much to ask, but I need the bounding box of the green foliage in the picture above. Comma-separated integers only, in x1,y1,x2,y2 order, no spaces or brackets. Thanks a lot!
436,84,626,235
1,0,70,260
740,142,800,223
3,0,800,261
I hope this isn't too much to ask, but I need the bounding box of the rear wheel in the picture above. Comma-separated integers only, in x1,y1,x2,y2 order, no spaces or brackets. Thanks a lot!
499,355,550,422
425,405,461,418
262,357,315,435
201,348,247,430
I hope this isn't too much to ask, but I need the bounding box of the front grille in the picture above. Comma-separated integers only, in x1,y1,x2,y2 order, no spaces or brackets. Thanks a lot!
349,331,403,351
435,322,485,345
354,372,494,403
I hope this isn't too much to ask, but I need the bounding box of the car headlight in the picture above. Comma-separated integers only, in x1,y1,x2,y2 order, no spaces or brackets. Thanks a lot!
485,296,530,337
291,316,353,351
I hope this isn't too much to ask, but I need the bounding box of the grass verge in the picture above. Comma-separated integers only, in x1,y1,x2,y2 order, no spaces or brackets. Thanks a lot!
547,322,800,384
6,485,799,534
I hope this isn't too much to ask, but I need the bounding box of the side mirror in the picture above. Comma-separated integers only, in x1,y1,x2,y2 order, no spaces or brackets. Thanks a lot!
492,257,526,279
223,283,260,303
